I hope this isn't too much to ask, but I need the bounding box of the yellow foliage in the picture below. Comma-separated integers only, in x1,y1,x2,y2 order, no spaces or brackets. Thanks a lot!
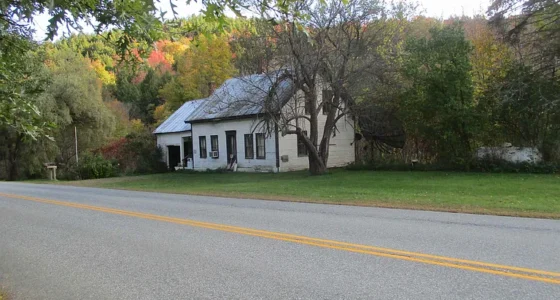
130,119,145,134
160,35,236,111
463,19,513,100
153,104,172,126
158,38,191,65
90,59,116,85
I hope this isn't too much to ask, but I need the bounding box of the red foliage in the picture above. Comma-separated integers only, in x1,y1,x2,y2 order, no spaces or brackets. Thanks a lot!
147,50,173,74
98,138,128,160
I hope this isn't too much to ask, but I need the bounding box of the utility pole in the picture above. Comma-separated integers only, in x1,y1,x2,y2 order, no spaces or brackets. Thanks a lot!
75,126,79,164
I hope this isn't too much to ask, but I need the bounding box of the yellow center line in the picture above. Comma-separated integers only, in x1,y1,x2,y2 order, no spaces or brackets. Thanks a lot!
1,192,559,285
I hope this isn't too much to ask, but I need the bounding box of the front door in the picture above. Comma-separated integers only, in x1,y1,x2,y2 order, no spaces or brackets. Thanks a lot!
225,131,237,165
167,146,180,170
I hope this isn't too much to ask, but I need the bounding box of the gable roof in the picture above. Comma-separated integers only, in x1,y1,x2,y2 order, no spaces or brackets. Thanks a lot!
187,70,295,122
153,98,207,134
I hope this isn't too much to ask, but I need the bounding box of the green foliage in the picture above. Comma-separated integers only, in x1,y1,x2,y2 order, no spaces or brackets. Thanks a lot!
116,67,171,123
57,34,117,69
0,46,118,180
120,131,168,174
401,23,479,163
346,159,560,174
164,15,253,39
79,153,118,179
100,130,167,175
0,34,55,180
230,18,278,75
1,0,164,57
0,33,54,140
41,48,116,162
495,64,560,157
3,1,559,180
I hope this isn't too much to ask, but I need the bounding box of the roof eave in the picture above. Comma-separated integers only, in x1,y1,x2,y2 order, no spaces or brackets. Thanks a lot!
154,129,192,135
188,113,262,124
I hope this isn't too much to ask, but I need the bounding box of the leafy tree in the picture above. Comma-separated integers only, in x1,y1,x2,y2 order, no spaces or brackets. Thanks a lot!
1,46,118,179
0,31,53,140
57,34,117,68
230,18,276,75
1,0,312,142
0,38,53,180
45,50,115,164
406,16,441,39
104,99,135,138
116,66,171,124
155,39,190,65
39,48,116,176
163,15,251,39
489,0,560,78
400,24,479,163
459,17,515,145
159,34,236,111
496,64,560,161
1,0,164,55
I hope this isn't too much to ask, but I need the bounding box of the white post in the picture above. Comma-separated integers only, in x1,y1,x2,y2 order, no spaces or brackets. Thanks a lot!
75,126,79,164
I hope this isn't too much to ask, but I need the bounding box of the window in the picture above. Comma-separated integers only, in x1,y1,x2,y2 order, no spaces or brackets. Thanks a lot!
322,90,333,115
211,135,219,158
199,136,207,158
297,131,308,157
304,98,312,115
256,133,266,159
244,134,254,159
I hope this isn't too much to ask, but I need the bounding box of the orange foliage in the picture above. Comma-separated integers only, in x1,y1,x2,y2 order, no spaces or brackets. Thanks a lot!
147,50,173,74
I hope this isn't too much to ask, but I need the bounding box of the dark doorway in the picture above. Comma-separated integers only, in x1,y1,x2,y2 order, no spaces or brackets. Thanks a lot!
183,137,193,167
168,146,180,170
226,131,237,165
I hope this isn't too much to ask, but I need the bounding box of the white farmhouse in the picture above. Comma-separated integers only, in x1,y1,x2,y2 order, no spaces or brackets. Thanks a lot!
154,71,355,172
153,99,206,169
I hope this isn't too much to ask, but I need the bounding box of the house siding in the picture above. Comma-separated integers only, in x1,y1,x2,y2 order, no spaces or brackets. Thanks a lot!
276,86,355,171
156,132,193,168
192,119,278,172
278,118,355,171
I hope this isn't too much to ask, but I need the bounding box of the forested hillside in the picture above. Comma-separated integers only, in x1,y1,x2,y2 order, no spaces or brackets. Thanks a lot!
1,0,559,179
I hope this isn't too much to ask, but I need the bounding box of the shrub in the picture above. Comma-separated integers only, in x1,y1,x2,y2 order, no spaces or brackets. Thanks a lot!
98,130,167,175
346,159,560,174
120,131,167,174
78,153,118,179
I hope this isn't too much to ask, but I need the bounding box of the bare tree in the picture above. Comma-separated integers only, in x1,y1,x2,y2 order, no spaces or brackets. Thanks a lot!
488,0,560,77
227,0,411,174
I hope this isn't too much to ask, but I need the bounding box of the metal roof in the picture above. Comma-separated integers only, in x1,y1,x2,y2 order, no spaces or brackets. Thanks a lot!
153,98,207,134
187,70,295,122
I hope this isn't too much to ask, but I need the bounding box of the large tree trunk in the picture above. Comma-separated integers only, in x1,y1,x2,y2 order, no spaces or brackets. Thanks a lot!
309,154,327,175
7,135,22,181
306,86,328,175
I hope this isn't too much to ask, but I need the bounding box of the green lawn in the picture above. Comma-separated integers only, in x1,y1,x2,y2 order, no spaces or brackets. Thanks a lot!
48,169,560,218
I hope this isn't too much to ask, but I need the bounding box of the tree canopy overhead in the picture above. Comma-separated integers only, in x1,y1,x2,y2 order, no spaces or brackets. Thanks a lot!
488,0,560,77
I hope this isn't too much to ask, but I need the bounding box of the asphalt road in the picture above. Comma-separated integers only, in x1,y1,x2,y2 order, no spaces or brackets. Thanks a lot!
0,182,559,299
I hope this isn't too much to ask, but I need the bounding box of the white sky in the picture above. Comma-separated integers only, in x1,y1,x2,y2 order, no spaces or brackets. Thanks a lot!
32,0,491,41
419,0,491,17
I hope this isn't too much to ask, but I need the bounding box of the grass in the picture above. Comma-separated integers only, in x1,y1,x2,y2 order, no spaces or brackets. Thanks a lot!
36,169,560,218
